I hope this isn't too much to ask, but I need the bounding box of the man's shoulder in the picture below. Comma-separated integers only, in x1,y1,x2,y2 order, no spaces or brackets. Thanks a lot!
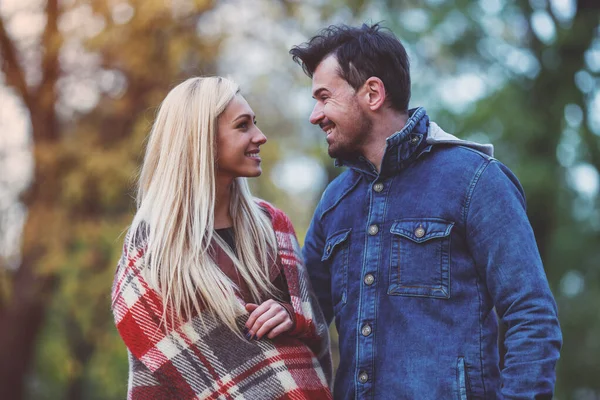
424,145,524,197
421,142,499,181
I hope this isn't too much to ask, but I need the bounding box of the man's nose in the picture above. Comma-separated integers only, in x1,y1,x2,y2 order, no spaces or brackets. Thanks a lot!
309,102,324,125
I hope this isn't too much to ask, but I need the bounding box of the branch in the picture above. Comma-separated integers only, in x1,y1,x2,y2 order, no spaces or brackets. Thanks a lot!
38,0,60,96
0,14,33,111
35,0,61,141
578,0,600,11
581,122,600,172
0,262,6,314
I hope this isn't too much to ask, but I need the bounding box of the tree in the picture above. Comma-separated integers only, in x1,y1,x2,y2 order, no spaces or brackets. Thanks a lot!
0,0,221,397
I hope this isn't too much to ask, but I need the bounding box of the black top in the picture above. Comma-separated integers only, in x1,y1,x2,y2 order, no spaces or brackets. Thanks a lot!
215,227,235,253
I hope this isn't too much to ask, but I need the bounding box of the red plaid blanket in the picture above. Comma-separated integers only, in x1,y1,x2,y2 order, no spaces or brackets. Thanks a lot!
112,201,333,399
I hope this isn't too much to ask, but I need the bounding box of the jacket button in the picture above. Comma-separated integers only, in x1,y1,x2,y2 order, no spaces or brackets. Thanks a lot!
410,135,420,144
364,274,375,285
361,324,372,336
415,226,425,238
358,371,369,384
368,224,379,235
326,244,331,253
373,182,384,192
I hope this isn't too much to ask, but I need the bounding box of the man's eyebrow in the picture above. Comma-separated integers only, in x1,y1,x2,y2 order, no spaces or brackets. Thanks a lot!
232,113,255,123
312,88,329,99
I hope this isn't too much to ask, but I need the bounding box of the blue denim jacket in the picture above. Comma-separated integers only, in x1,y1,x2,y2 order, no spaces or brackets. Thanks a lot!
303,108,562,399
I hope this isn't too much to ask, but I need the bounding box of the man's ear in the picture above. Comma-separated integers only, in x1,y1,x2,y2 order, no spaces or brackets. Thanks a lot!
361,77,386,111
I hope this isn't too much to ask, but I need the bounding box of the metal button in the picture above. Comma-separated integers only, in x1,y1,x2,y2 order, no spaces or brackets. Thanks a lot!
364,274,375,285
368,224,379,235
410,135,420,144
361,324,372,337
326,244,331,253
358,371,369,384
415,226,425,238
373,182,384,192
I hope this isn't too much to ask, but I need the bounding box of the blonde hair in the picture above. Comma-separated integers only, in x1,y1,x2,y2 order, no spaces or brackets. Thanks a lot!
130,77,278,333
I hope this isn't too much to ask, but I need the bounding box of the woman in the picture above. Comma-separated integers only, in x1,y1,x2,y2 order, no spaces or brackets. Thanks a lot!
111,77,332,399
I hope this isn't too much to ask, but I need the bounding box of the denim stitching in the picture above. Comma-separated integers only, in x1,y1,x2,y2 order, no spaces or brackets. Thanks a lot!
463,159,493,399
319,172,362,220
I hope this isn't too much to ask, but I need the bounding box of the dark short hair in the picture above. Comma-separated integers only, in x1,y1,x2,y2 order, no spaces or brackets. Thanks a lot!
290,23,411,112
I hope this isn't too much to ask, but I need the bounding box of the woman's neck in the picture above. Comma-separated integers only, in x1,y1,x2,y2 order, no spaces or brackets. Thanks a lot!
214,177,233,229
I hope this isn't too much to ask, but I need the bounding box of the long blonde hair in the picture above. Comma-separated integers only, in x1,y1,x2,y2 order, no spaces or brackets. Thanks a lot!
130,77,278,333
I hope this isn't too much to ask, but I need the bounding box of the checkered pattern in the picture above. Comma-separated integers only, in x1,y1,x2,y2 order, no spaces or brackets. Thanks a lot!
111,202,332,399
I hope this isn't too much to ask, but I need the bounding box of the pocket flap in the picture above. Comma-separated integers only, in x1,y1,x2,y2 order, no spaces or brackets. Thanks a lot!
390,219,454,243
321,228,352,261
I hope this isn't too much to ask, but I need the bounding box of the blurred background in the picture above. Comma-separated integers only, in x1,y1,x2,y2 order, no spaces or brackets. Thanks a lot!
0,0,598,398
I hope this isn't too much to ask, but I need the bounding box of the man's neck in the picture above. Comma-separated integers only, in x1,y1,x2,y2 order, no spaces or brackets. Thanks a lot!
362,110,409,172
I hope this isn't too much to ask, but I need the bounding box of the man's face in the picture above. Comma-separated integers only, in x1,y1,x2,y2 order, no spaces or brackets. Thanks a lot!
309,55,372,159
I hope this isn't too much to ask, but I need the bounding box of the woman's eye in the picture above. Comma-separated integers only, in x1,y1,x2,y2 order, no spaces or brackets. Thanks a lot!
237,122,248,130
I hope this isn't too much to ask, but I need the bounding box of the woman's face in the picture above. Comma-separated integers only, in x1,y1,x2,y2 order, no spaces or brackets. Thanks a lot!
216,94,267,180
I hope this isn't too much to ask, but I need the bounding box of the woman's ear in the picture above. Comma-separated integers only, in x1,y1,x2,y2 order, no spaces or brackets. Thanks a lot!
361,77,386,111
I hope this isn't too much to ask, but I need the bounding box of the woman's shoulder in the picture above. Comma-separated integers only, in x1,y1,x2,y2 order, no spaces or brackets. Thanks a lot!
122,221,149,258
254,198,295,234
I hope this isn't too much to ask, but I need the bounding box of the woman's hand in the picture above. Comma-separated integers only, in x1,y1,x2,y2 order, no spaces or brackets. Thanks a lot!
245,299,293,340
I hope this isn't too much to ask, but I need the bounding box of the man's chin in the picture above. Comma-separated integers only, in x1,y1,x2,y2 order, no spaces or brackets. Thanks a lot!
328,146,342,159
328,146,359,160
327,140,343,159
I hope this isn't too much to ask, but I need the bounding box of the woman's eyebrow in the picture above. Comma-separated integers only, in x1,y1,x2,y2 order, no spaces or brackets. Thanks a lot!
232,113,255,123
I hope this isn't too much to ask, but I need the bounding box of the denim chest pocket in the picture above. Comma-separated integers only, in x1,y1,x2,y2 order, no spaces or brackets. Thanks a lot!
388,218,454,299
322,228,351,312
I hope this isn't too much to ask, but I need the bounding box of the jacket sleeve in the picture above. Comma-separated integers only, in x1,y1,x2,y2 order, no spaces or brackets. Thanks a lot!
302,198,334,325
111,233,196,399
465,160,562,399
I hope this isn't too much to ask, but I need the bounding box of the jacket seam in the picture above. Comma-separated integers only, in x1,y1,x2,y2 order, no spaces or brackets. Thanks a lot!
462,159,493,231
463,159,494,399
456,145,495,161
475,269,486,398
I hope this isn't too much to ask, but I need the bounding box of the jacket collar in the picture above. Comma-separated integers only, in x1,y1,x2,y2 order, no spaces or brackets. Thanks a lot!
334,107,495,177
335,107,429,177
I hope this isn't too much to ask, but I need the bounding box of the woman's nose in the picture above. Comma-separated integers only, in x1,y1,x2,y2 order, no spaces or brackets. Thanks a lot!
253,128,267,145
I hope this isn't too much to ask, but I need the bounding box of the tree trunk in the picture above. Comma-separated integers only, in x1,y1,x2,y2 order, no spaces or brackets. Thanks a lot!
0,245,56,398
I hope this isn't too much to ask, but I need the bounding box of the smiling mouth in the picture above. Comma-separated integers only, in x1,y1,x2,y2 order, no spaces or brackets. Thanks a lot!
321,124,335,136
245,150,261,159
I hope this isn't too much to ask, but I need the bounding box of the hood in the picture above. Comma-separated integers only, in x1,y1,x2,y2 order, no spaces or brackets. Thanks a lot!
426,121,494,157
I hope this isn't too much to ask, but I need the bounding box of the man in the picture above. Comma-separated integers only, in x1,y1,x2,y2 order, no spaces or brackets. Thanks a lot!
290,23,562,399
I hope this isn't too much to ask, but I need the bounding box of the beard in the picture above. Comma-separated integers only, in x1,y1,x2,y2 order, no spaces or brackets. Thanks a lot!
327,108,372,160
